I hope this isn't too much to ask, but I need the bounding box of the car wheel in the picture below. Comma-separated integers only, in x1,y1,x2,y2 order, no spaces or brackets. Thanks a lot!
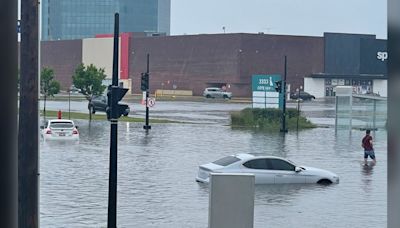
223,95,228,99
317,179,332,185
206,94,211,98
123,112,129,117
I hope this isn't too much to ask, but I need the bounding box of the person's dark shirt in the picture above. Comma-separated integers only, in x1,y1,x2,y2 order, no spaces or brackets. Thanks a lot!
362,135,373,151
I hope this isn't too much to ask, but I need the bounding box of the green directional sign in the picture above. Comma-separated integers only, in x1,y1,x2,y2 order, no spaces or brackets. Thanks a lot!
252,74,283,109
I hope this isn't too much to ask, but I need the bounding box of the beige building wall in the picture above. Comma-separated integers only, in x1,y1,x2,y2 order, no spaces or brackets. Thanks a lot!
82,37,121,79
304,77,325,98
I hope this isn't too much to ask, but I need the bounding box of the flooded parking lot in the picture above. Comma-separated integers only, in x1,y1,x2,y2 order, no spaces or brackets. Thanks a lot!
40,100,387,227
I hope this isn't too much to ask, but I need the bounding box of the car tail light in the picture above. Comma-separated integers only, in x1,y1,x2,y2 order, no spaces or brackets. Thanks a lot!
46,130,52,134
73,129,79,134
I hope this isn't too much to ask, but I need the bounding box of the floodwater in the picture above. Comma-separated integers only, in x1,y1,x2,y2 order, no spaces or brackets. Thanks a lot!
40,100,387,228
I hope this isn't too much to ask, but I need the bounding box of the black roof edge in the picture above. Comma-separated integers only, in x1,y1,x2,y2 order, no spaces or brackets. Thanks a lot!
306,73,388,80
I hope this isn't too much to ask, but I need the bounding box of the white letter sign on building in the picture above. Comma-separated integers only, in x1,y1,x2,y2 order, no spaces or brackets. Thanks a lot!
377,51,388,61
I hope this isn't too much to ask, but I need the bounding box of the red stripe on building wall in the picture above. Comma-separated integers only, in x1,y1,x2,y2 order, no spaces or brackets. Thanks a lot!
95,34,113,38
95,33,130,79
120,33,130,79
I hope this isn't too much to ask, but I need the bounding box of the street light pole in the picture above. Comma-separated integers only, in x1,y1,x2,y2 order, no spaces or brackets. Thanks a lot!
107,13,119,228
280,56,288,133
68,89,71,119
296,89,300,131
143,54,151,130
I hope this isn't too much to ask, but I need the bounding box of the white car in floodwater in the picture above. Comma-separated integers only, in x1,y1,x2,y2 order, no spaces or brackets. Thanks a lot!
196,154,339,185
41,119,79,141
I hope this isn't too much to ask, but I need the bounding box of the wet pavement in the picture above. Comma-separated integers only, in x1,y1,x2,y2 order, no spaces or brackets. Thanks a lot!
44,99,336,125
40,99,387,228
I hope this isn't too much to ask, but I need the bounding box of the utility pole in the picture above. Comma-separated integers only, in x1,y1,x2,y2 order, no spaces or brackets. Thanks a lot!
19,0,39,227
143,54,151,130
280,56,288,133
0,0,18,227
106,13,128,228
295,88,301,132
107,13,119,228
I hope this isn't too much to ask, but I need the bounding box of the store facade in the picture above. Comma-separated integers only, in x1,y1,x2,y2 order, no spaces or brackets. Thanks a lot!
304,33,387,98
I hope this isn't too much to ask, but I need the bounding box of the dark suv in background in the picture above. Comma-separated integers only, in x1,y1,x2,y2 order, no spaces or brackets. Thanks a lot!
290,91,315,100
88,95,130,116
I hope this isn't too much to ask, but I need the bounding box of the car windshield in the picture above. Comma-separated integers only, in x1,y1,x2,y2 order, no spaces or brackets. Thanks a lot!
94,96,106,101
212,156,240,166
50,122,74,129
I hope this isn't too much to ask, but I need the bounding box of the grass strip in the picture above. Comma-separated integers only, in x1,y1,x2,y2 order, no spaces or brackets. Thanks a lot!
41,110,180,124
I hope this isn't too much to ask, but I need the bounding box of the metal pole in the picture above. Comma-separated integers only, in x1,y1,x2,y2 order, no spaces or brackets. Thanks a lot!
280,55,288,133
335,96,338,133
373,99,376,131
264,90,266,108
69,90,71,119
144,54,151,130
107,12,119,228
297,99,300,131
43,95,46,122
19,0,39,227
0,0,18,226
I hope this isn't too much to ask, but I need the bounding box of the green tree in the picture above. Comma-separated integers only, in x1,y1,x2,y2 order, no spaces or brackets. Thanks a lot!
40,67,60,120
72,63,107,121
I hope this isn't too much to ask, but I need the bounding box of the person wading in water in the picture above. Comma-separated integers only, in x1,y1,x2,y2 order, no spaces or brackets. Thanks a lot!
362,129,376,166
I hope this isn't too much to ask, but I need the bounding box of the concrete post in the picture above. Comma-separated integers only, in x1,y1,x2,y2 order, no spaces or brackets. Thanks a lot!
208,173,255,228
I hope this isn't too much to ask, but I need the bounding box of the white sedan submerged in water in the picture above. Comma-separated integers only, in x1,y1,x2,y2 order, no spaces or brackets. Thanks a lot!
41,119,79,141
196,154,339,185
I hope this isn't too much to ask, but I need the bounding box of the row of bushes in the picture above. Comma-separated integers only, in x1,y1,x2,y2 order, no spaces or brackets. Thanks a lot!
231,108,316,130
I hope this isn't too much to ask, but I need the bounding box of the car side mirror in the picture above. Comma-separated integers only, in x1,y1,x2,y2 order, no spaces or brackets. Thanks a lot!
295,167,302,172
40,126,44,129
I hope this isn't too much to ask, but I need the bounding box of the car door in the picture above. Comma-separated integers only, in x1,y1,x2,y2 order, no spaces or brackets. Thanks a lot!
99,96,107,111
209,88,218,98
241,158,275,184
215,89,223,98
268,158,306,184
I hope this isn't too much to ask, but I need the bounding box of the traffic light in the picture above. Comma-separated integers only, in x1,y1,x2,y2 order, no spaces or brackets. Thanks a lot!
141,72,149,91
106,86,112,120
275,80,282,93
106,85,129,120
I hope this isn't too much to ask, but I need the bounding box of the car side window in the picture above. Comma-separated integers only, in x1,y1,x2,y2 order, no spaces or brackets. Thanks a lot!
243,158,269,169
268,159,295,171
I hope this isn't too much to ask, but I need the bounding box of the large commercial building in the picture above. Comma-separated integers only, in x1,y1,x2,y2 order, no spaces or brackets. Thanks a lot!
41,0,170,41
305,33,387,97
39,32,387,98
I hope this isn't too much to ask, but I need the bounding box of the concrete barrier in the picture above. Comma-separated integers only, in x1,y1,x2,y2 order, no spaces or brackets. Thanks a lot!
208,173,255,228
155,89,193,96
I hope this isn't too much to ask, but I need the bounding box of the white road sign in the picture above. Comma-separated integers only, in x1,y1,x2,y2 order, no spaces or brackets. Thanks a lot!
147,97,155,107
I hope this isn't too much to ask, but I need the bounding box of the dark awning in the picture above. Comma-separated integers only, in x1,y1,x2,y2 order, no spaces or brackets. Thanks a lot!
307,73,387,80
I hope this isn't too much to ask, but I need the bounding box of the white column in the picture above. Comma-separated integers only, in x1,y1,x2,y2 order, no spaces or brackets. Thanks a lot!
208,173,255,228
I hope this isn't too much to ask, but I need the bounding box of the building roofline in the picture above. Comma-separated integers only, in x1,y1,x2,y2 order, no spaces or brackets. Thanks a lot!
306,73,387,80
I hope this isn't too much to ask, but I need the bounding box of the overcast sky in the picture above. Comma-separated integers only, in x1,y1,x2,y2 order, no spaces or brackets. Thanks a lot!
170,0,387,39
